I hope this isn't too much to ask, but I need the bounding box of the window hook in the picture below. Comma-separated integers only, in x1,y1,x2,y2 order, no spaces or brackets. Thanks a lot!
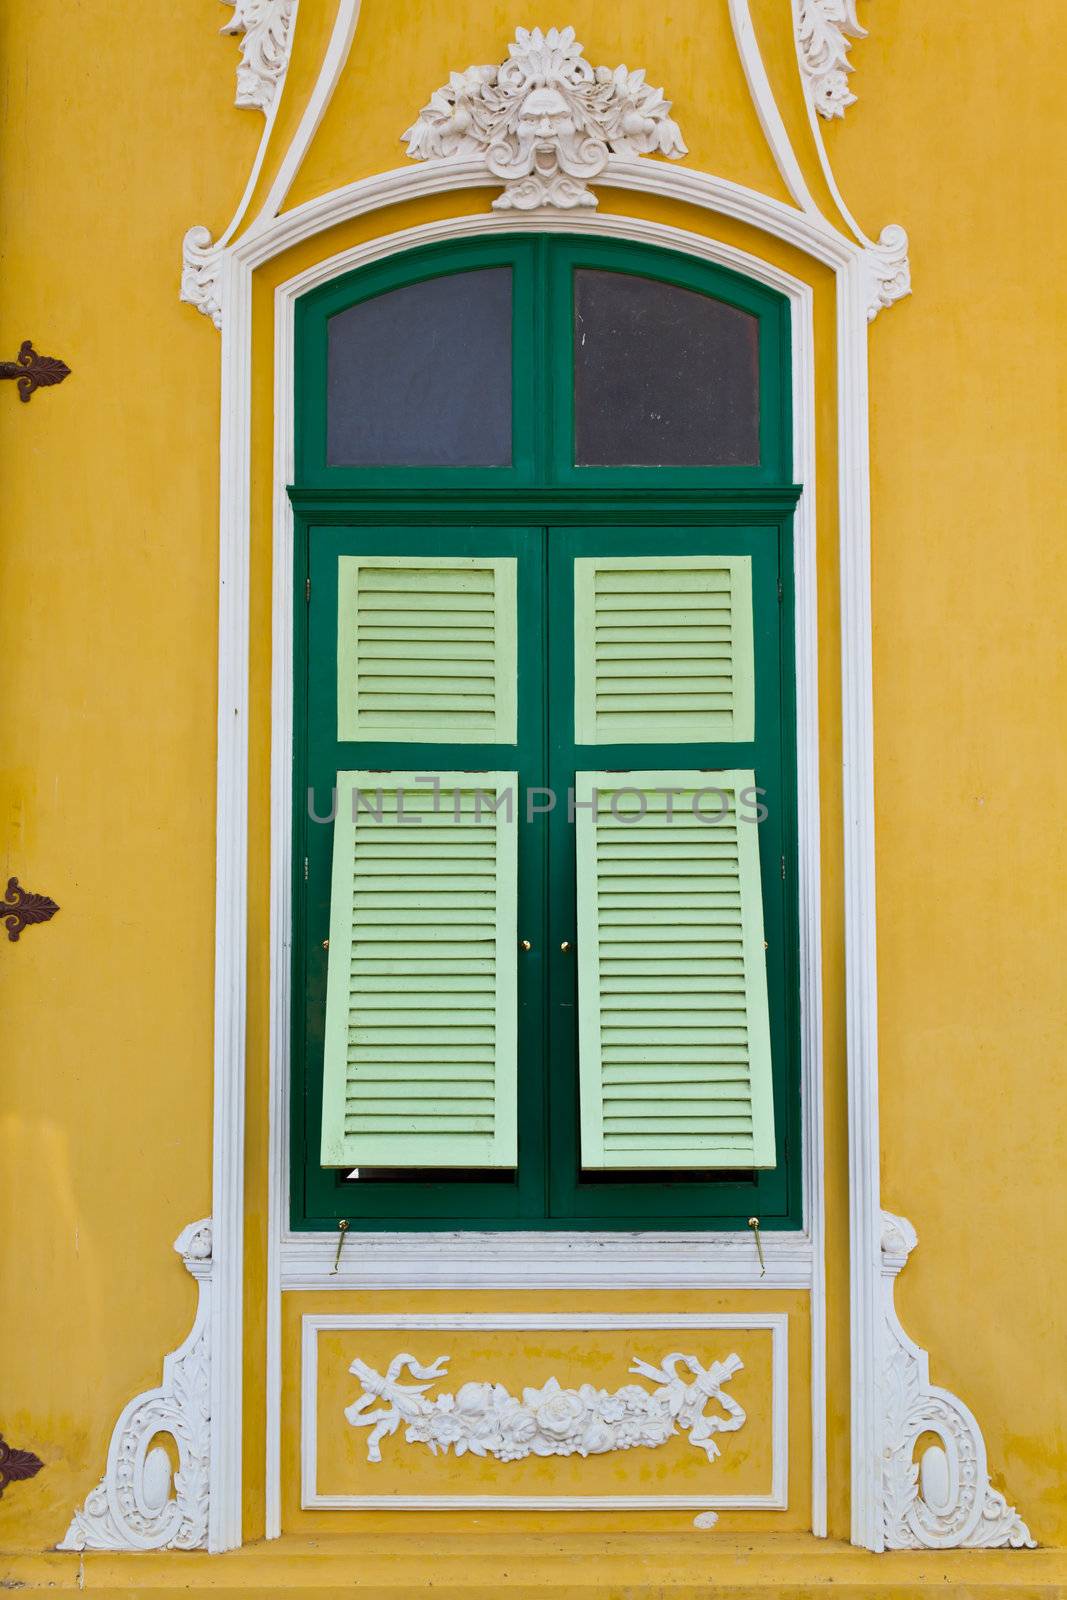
747,1216,766,1278
331,1218,349,1275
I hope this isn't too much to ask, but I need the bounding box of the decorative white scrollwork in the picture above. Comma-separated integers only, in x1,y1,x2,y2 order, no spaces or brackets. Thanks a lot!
863,223,911,321
402,26,687,212
796,0,867,120
344,1349,745,1466
879,1212,1033,1549
58,1220,213,1552
220,0,296,114
180,227,225,330
180,2,297,327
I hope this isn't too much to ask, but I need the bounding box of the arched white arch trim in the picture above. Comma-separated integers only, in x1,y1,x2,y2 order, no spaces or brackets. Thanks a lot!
207,165,874,1552
263,211,825,1540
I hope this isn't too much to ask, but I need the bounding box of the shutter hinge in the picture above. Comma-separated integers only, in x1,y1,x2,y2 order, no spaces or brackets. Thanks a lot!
780,854,786,881
777,577,784,603
306,576,311,603
304,856,309,881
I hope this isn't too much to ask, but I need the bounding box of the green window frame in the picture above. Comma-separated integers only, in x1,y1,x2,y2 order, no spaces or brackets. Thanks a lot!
290,235,802,1233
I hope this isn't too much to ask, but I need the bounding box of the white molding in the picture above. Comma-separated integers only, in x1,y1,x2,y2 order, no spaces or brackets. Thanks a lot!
181,0,364,327
256,0,363,227
180,2,303,327
878,1214,1033,1550
301,1313,788,1511
279,1229,814,1291
787,0,911,320
221,0,296,115
834,250,882,1549
401,26,686,212
266,209,825,1537
241,157,856,269
207,250,252,1556
59,1221,213,1552
727,0,820,216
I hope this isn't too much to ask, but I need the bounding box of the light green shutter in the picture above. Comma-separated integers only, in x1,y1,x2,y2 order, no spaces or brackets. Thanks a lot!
573,556,754,744
320,771,518,1169
575,769,775,1169
337,556,517,744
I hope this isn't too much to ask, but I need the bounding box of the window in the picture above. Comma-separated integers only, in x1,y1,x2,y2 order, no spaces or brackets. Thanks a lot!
292,236,801,1231
326,269,514,466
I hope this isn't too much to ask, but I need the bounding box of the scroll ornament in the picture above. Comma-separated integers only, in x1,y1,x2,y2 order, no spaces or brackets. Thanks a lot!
345,1350,745,1465
879,1211,1033,1549
402,26,687,212
220,0,296,114
796,0,867,120
59,1220,213,1552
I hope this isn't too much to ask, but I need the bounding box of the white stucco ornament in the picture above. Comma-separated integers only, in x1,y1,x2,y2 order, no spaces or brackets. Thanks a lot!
220,0,296,114
796,0,867,120
879,1212,1034,1549
402,26,687,211
59,1220,213,1552
344,1349,745,1465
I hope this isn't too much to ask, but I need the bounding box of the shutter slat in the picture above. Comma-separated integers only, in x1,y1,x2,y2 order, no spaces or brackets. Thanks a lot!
574,557,754,743
576,769,775,1170
338,557,517,743
321,771,517,1169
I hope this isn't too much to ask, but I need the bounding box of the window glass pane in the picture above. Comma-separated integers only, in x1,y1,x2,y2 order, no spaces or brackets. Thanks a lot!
573,269,760,467
327,268,512,466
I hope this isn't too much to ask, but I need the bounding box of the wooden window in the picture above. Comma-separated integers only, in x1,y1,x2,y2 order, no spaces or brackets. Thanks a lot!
293,236,800,1231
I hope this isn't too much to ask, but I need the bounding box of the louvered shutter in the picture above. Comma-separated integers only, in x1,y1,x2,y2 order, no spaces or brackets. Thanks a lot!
575,769,775,1169
337,556,517,743
573,556,754,744
320,771,518,1168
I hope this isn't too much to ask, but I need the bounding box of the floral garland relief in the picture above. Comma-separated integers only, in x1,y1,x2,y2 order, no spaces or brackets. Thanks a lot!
345,1351,746,1465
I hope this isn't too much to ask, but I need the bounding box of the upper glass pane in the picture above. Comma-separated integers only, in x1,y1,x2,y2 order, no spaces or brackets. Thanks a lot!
573,269,760,467
326,268,513,467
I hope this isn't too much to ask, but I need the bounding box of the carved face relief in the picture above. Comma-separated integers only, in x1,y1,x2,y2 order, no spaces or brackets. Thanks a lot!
402,27,686,212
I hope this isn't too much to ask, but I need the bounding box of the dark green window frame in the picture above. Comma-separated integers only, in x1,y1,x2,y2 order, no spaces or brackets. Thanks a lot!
290,234,802,1233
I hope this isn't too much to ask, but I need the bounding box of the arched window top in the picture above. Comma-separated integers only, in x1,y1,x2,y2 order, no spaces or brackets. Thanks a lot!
327,267,514,468
295,236,791,488
572,269,760,468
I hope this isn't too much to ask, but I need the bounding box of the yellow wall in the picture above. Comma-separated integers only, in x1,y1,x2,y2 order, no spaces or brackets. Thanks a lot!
1,0,1065,1579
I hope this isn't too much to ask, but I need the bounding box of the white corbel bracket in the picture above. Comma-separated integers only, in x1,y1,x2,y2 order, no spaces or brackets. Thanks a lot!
879,1211,1034,1550
58,1220,213,1553
181,228,226,330
863,224,910,321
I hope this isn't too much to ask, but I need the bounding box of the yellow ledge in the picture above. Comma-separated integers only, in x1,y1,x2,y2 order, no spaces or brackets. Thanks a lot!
3,1535,1067,1599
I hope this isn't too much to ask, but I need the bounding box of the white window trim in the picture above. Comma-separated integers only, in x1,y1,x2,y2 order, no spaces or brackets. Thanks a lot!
265,211,823,1540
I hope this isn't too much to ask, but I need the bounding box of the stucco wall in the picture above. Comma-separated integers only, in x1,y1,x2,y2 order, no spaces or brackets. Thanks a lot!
1,0,1064,1566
